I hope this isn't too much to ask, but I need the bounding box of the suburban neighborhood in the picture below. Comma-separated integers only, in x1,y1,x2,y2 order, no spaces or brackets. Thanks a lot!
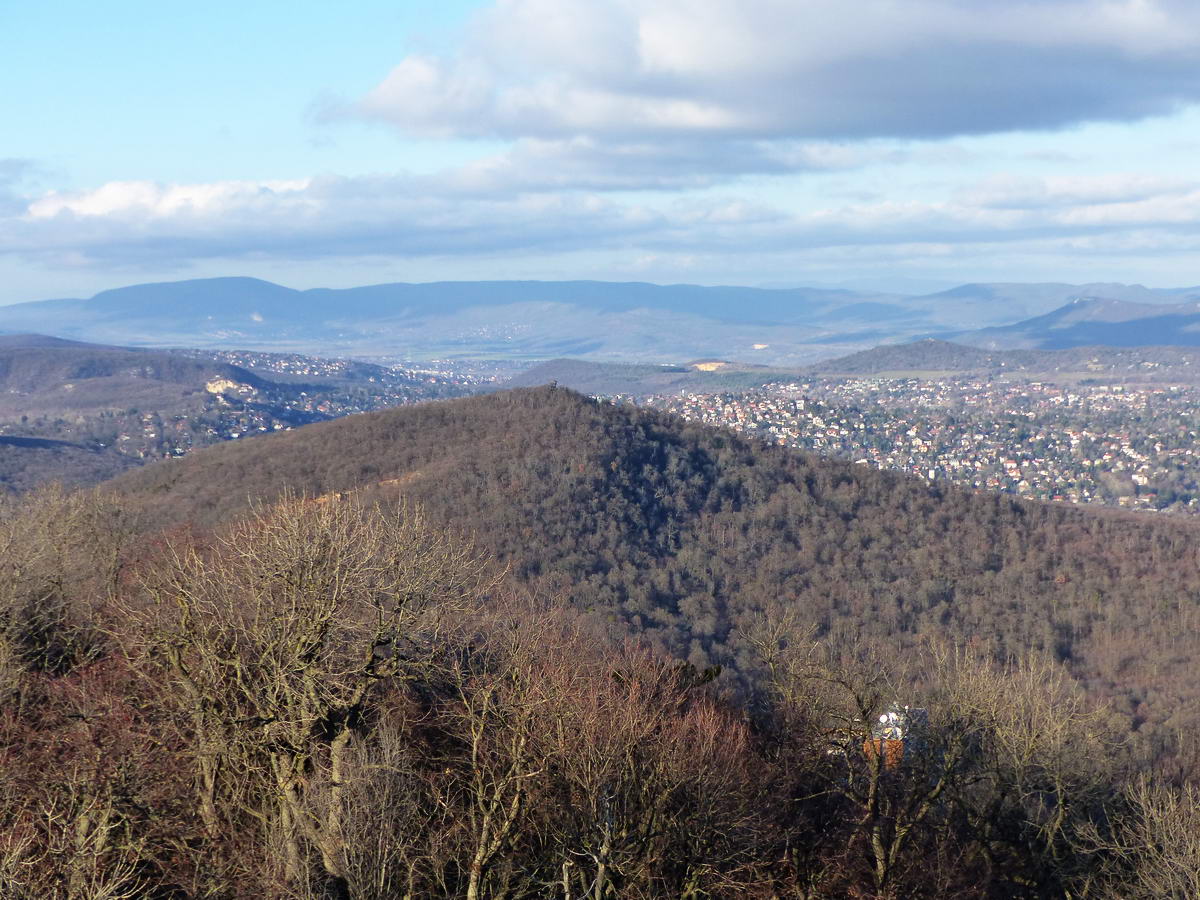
644,377,1200,513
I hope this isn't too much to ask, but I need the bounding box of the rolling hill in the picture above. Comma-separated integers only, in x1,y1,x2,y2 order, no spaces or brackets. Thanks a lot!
0,335,278,491
810,337,1200,378
0,335,470,492
502,357,795,395
110,386,1200,748
952,297,1200,350
0,277,903,363
4,276,1198,364
0,333,271,419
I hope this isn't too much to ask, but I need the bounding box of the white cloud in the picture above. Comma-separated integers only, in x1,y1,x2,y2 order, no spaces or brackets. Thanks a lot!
3,175,665,266
353,0,1200,142
7,163,1200,273
433,136,889,195
27,178,314,220
961,174,1199,210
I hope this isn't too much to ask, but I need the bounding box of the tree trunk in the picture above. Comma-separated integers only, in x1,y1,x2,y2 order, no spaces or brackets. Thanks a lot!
316,724,354,900
466,811,491,900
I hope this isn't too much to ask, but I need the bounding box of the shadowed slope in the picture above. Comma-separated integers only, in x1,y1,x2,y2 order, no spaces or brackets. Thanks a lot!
0,435,139,492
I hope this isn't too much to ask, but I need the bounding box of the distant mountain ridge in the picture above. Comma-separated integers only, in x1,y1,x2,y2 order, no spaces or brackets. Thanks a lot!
951,296,1200,350
4,276,895,324
923,281,1200,307
3,277,1198,364
0,277,897,363
811,337,1200,376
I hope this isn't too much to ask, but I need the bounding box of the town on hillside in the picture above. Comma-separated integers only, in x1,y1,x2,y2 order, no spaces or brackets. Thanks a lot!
639,376,1200,514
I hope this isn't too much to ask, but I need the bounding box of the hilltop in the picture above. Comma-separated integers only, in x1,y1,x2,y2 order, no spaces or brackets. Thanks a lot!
810,339,1024,374
112,386,1200,744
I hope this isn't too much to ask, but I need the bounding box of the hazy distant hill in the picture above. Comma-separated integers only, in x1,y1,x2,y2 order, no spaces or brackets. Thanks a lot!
0,276,897,327
507,338,1200,391
504,358,793,396
952,297,1200,350
811,339,1016,374
0,334,121,351
0,277,901,363
918,281,1200,319
5,276,1197,364
111,386,1200,741
812,337,1200,378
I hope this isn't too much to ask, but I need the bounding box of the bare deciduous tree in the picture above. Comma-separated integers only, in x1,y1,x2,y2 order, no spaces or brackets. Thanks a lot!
743,608,1123,897
133,491,495,897
1083,776,1200,899
0,485,133,682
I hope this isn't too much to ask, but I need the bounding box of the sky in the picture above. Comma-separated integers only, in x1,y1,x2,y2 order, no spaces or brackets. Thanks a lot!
3,0,1200,305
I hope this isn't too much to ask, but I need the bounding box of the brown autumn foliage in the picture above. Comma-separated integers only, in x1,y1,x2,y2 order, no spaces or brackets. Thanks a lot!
0,469,1196,895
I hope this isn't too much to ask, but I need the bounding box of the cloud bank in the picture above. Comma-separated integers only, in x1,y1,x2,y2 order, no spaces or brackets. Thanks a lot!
8,170,1200,269
356,0,1200,141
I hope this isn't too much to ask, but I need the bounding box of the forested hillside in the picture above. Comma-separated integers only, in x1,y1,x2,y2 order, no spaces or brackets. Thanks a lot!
115,387,1200,762
5,390,1200,897
0,435,139,492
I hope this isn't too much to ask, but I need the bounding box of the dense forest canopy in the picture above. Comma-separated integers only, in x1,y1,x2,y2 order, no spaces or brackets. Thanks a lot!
112,387,1200,759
